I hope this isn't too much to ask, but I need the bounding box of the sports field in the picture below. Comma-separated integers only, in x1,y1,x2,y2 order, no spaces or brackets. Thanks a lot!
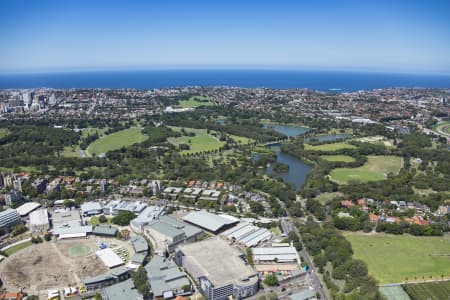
304,142,356,151
344,232,450,284
320,155,356,162
402,281,450,300
330,155,402,184
87,127,146,156
178,96,214,108
168,127,225,154
379,285,411,300
435,122,450,136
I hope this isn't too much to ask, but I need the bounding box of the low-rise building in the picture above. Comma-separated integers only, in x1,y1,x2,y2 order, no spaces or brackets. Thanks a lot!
81,201,103,216
145,255,192,299
15,202,41,217
82,267,130,292
182,210,239,234
92,225,118,237
29,208,49,233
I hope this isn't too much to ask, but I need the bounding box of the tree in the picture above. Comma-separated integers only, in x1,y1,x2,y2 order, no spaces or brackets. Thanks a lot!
12,224,27,236
132,266,150,297
264,274,279,286
99,215,108,223
112,211,136,226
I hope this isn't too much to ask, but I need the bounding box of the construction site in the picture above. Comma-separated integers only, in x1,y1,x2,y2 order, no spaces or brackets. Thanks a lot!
0,237,133,298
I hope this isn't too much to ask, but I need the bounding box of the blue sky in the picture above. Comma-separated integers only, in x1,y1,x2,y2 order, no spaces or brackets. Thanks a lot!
0,0,449,74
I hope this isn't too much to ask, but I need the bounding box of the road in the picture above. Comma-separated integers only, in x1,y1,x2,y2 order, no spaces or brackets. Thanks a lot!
277,202,327,300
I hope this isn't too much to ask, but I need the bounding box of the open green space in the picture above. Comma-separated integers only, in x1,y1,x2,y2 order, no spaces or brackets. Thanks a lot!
344,232,450,284
0,128,8,138
330,155,402,184
4,241,33,256
87,127,146,156
178,96,214,108
62,146,81,158
315,192,344,204
320,155,356,163
228,134,255,145
402,281,450,300
304,142,356,151
68,244,91,257
89,216,112,227
168,127,225,154
81,127,109,138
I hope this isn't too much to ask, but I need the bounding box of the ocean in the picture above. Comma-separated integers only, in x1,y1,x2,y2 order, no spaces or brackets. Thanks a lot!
0,69,449,92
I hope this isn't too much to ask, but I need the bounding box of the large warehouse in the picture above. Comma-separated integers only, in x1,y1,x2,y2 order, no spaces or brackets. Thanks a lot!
175,237,258,300
182,210,238,233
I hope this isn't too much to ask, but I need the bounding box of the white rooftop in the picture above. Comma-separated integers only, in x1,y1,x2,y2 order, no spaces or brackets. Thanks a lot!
96,248,124,268
16,202,42,216
29,208,49,226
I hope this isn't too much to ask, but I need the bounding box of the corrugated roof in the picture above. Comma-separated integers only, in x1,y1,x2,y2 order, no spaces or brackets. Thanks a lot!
131,235,149,253
16,202,41,216
80,201,102,213
182,210,238,232
103,279,142,300
93,225,118,236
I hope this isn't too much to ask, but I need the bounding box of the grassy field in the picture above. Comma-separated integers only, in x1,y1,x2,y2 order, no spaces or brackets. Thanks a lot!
315,192,344,204
229,134,255,145
168,127,225,155
178,96,214,108
304,142,356,151
0,128,8,138
330,155,402,184
87,127,146,156
89,216,112,227
320,155,356,163
81,127,109,138
4,241,33,256
344,232,450,284
402,281,450,300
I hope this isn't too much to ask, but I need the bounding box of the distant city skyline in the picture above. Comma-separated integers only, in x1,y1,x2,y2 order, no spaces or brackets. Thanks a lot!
1,0,449,74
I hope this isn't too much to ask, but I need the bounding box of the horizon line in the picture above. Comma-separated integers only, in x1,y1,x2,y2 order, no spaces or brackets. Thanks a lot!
1,65,450,77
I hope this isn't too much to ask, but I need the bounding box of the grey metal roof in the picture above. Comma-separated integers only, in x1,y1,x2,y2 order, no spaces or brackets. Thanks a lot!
16,202,41,216
80,201,102,213
289,288,316,300
145,255,190,297
182,210,238,232
93,225,118,236
83,266,129,285
131,235,149,253
131,252,147,265
102,279,142,300
53,225,92,236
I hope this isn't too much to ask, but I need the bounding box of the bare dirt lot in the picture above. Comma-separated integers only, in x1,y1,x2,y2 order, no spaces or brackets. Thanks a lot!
0,236,130,296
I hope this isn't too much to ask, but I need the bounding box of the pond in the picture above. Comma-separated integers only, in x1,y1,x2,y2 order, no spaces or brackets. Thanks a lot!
263,144,312,190
263,124,310,137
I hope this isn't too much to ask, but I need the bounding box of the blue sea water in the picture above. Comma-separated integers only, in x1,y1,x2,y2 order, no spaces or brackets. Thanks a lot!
0,69,450,91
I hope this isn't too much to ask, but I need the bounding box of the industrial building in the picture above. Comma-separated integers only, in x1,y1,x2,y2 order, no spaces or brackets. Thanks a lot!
221,222,272,247
15,202,41,217
103,200,147,216
80,201,103,216
130,206,165,233
252,245,301,273
52,209,92,239
175,237,259,300
83,266,130,292
102,278,143,300
29,208,49,233
131,235,149,254
145,255,192,299
182,210,239,233
0,208,21,235
92,225,118,237
144,215,203,255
